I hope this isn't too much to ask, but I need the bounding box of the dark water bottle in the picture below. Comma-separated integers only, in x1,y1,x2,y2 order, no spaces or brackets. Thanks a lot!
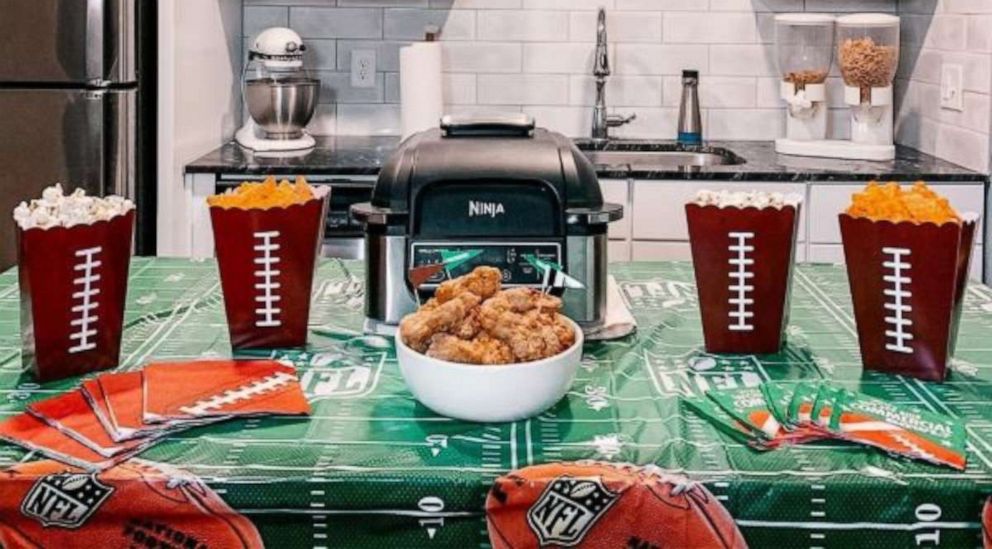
678,70,702,145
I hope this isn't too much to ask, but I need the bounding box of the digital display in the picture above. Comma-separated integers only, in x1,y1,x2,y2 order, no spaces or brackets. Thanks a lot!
410,242,562,287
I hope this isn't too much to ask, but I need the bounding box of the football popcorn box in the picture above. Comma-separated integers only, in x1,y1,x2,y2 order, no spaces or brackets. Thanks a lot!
210,186,329,349
16,210,134,382
486,461,748,549
686,199,801,354
0,459,262,548
839,213,978,381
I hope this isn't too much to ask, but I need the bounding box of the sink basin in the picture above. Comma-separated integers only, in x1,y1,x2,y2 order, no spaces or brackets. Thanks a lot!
575,141,745,170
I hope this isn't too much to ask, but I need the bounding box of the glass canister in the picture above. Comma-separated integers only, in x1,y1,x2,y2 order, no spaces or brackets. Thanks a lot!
836,14,900,96
775,13,835,89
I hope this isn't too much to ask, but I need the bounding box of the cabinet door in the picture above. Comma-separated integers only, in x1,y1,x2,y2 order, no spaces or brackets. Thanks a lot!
809,184,985,244
632,241,692,261
810,243,984,280
600,179,630,240
633,240,808,262
632,181,808,242
608,240,631,263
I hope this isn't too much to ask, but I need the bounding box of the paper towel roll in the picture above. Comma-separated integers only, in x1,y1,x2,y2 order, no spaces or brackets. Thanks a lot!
400,42,444,139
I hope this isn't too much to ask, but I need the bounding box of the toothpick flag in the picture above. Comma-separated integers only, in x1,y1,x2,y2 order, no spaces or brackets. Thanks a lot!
439,249,484,272
408,249,485,290
409,264,446,289
523,254,585,292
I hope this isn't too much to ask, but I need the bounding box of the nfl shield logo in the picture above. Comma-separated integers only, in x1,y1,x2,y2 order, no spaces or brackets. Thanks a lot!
21,473,114,528
526,476,619,546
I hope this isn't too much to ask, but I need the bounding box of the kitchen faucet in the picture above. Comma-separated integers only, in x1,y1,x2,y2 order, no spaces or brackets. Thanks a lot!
592,8,635,141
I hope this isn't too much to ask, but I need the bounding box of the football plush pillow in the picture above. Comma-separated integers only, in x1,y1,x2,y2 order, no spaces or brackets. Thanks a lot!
486,461,748,549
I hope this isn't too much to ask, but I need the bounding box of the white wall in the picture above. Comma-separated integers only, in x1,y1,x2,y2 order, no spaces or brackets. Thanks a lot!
895,0,992,172
158,0,243,256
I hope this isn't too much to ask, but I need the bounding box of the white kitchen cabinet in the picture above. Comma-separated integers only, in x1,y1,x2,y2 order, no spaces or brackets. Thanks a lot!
600,179,630,240
810,243,984,281
806,182,985,280
809,184,985,245
634,240,809,263
631,181,808,242
608,240,631,262
632,241,692,261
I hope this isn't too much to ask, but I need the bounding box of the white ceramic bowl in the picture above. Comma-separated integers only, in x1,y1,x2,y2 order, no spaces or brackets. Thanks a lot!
395,318,584,423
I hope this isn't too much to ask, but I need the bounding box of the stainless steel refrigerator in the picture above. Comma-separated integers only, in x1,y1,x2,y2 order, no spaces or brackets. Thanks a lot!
0,0,156,268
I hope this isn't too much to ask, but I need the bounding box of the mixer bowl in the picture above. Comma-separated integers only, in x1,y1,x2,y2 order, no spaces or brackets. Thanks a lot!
244,78,320,139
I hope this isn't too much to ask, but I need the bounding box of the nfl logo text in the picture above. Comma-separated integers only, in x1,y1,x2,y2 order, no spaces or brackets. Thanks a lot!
21,473,114,528
526,476,619,547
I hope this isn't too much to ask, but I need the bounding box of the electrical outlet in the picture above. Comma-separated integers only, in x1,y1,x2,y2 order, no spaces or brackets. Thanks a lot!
351,49,376,88
940,63,964,112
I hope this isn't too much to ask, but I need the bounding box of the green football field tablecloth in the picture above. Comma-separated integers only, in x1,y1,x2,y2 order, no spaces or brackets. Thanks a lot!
2,258,992,548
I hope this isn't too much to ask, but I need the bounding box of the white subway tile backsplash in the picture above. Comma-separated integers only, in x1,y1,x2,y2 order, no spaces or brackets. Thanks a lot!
614,44,709,75
569,75,662,107
386,72,477,104
523,43,599,74
935,124,989,172
708,109,782,139
664,12,758,44
337,104,402,135
662,76,756,108
755,76,780,108
525,0,612,9
611,107,679,139
384,9,476,40
430,0,521,8
339,0,427,6
806,0,895,12
478,10,569,42
315,71,385,103
290,8,383,39
305,39,337,70
337,40,409,73
966,15,992,53
710,44,776,76
442,42,522,72
385,72,400,102
709,0,803,11
522,106,589,136
444,73,479,104
569,11,662,43
245,7,289,37
617,0,696,10
252,0,990,173
307,103,337,135
478,73,569,105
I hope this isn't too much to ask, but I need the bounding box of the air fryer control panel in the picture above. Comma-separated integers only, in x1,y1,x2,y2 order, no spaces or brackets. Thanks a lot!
410,242,562,288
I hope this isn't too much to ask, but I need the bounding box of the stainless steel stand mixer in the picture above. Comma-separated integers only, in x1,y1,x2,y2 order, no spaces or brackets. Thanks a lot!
235,27,320,153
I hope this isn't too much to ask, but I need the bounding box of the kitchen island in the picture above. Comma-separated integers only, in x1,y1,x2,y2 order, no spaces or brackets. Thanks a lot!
2,258,991,547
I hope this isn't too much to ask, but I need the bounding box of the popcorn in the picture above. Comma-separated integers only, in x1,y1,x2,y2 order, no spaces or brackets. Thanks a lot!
693,189,802,209
13,184,134,230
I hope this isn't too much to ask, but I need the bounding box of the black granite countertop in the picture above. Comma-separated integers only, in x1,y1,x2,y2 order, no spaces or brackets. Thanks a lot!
185,136,988,183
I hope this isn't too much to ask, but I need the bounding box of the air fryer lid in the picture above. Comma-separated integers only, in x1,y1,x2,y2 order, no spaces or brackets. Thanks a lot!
353,121,622,234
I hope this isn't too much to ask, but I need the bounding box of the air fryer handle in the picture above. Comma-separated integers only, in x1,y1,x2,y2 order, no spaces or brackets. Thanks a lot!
440,114,535,137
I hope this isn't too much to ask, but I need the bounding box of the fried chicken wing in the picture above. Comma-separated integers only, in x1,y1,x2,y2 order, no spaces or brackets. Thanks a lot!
482,287,562,314
400,292,481,352
434,266,502,303
426,334,514,365
399,267,577,364
478,292,573,362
